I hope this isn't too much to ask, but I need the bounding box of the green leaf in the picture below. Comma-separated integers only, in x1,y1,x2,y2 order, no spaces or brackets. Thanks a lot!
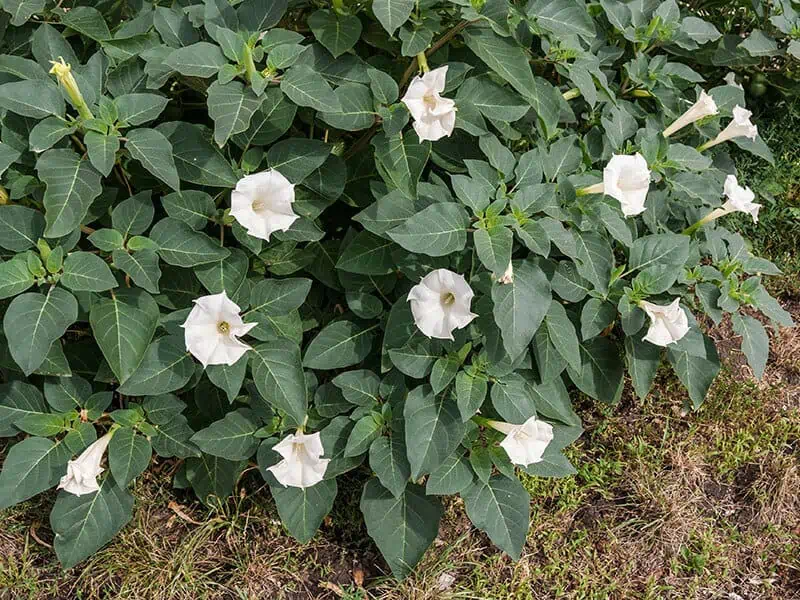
161,190,215,230
237,0,288,32
191,410,260,460
455,371,488,421
61,6,111,41
84,131,119,178
360,480,442,580
529,0,596,40
403,385,465,479
462,474,529,560
194,248,248,298
574,231,614,294
51,476,134,569
248,277,312,315
90,289,159,385
0,257,35,299
266,138,331,184
164,42,227,77
44,376,90,412
117,335,194,396
151,415,200,458
186,454,241,505
332,370,381,406
61,252,118,292
367,68,399,105
281,64,343,113
567,337,624,404
207,80,263,147
271,479,337,543
112,249,162,294
336,231,395,275
731,314,768,379
3,288,77,376
0,206,45,252
624,335,661,399
629,233,690,272
457,76,530,123
303,320,378,370
0,437,68,510
666,330,720,409
475,225,513,275
207,356,248,402
0,79,64,118
740,30,779,57
125,128,180,191
345,414,383,457
250,340,307,425
3,0,46,26
157,121,238,187
580,298,617,340
150,217,230,267
309,10,362,58
426,452,474,495
372,0,414,34
232,87,297,148
320,83,376,131
666,143,713,171
387,203,470,257
114,93,169,126
545,302,581,371
372,132,430,199
369,434,411,498
492,259,552,359
36,149,103,238
108,427,152,485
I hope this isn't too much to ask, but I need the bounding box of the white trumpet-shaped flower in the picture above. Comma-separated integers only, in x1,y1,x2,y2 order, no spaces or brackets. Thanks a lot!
182,291,256,368
57,431,113,496
401,65,456,142
230,169,299,241
489,416,554,467
640,298,690,347
267,431,330,488
603,153,651,217
723,175,761,223
662,90,718,137
702,105,758,149
407,269,477,340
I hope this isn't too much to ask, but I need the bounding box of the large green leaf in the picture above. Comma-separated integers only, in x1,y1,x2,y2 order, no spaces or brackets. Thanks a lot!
336,231,396,275
462,474,530,560
0,436,69,510
566,337,624,404
112,249,162,294
372,0,415,34
250,340,307,425
387,203,470,257
51,476,134,569
108,427,152,486
666,330,720,409
247,277,312,315
125,128,181,191
280,64,343,113
369,433,411,499
403,385,465,479
360,480,442,580
492,259,552,359
89,289,159,385
3,288,77,376
731,313,768,380
0,257,35,299
271,479,337,543
150,217,230,267
36,149,103,238
0,79,63,118
207,80,264,147
309,10,362,58
0,205,45,252
157,121,238,187
303,320,378,370
117,335,195,396
61,252,118,292
191,410,259,460
164,42,227,77
372,132,430,199
61,6,111,41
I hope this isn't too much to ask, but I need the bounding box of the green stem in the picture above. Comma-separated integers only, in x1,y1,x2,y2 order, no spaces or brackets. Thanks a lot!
682,208,726,235
332,0,346,14
471,415,491,428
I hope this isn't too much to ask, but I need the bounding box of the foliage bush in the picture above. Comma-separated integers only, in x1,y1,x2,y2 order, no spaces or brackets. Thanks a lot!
0,0,793,579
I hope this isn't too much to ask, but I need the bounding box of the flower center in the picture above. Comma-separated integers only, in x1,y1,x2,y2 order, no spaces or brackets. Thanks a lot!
252,198,266,213
217,321,231,334
423,92,437,109
441,292,456,306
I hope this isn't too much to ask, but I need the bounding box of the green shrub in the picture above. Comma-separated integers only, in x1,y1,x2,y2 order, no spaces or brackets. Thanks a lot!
0,0,791,579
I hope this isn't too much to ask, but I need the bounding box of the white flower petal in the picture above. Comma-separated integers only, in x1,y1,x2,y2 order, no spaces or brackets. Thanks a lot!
496,416,554,467
407,269,477,340
57,432,113,496
603,153,650,217
268,431,329,489
182,292,253,367
230,169,298,241
640,299,690,346
401,65,456,142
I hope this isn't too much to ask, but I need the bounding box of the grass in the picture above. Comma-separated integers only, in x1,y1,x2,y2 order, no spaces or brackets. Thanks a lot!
1,104,800,600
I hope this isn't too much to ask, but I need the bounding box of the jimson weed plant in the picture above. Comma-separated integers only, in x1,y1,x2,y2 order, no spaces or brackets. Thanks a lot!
0,0,793,579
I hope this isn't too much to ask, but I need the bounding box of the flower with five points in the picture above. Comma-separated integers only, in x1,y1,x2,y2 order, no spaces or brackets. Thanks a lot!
640,298,690,347
182,291,256,368
230,169,299,241
407,269,477,340
57,430,114,496
268,430,330,489
401,65,457,142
